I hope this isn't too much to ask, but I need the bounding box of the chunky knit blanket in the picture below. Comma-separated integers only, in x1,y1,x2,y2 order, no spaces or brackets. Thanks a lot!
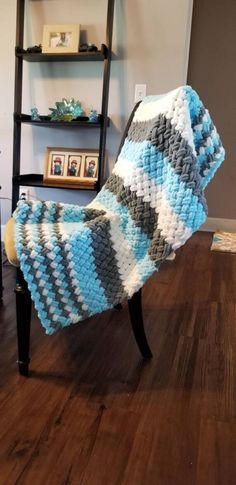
14,86,225,334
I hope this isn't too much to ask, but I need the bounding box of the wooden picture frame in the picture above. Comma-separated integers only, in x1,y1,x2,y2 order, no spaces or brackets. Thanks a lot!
42,24,80,54
43,147,99,187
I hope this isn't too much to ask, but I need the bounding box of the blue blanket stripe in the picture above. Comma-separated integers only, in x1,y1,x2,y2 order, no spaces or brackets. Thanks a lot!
184,85,202,120
117,140,207,231
14,200,38,224
24,226,79,326
43,202,59,223
40,225,89,325
60,205,86,222
96,189,157,284
137,254,156,283
15,224,69,334
97,188,150,260
69,226,109,314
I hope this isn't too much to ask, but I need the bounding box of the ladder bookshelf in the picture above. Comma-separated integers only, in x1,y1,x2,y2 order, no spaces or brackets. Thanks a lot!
12,0,115,211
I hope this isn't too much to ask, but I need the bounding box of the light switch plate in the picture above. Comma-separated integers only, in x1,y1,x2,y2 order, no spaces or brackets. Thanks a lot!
134,84,146,103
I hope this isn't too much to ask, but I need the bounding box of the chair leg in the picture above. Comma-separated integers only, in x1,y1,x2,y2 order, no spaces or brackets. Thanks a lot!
114,303,122,311
128,288,153,359
15,269,31,376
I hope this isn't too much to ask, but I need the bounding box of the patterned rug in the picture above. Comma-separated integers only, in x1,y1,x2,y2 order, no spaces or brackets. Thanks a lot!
211,231,236,253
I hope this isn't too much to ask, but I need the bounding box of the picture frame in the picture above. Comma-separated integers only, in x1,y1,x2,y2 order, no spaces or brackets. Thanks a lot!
42,24,80,54
43,147,99,187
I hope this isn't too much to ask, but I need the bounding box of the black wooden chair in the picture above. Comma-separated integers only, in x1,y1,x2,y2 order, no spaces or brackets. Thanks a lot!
15,270,152,376
6,103,152,376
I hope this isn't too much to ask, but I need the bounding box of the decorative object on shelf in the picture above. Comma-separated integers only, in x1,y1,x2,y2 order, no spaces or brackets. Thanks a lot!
42,24,80,54
88,43,98,52
79,43,89,52
48,98,84,121
88,109,98,122
79,43,98,52
26,44,42,53
30,107,41,121
43,147,99,186
16,45,42,54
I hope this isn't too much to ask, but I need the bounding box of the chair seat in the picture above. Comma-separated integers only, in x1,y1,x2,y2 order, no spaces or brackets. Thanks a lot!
4,218,19,267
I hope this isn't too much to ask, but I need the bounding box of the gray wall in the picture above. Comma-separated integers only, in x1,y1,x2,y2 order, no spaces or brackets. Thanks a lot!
0,0,193,225
188,0,236,219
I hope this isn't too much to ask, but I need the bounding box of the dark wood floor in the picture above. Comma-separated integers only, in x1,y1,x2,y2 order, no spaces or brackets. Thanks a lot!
0,232,235,485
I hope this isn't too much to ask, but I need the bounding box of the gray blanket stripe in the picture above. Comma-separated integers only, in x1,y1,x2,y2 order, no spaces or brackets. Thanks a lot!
105,174,173,266
190,105,222,178
127,118,158,143
128,113,206,208
83,208,106,222
86,216,128,305
190,105,223,177
105,174,159,240
148,114,207,208
37,225,75,322
37,202,47,224
53,203,63,222
20,225,59,331
148,227,172,265
196,126,215,149
199,142,222,177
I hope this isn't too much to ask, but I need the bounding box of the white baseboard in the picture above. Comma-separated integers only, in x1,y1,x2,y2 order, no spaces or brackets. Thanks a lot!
200,218,236,233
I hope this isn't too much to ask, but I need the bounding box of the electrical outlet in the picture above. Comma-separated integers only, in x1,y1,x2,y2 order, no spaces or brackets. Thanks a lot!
134,84,146,103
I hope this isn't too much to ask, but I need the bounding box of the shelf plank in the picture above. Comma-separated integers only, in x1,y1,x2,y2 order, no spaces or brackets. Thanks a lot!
16,50,106,62
15,44,108,62
14,114,106,128
13,174,97,191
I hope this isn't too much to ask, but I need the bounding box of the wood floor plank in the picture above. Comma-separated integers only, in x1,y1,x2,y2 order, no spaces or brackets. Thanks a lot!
0,232,235,484
196,419,236,485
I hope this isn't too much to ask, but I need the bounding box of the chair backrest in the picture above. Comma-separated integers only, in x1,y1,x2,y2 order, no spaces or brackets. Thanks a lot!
115,102,141,161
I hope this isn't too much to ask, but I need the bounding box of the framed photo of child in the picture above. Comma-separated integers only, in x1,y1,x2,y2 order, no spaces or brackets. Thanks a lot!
67,155,82,177
43,147,99,188
51,154,65,176
84,156,98,179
